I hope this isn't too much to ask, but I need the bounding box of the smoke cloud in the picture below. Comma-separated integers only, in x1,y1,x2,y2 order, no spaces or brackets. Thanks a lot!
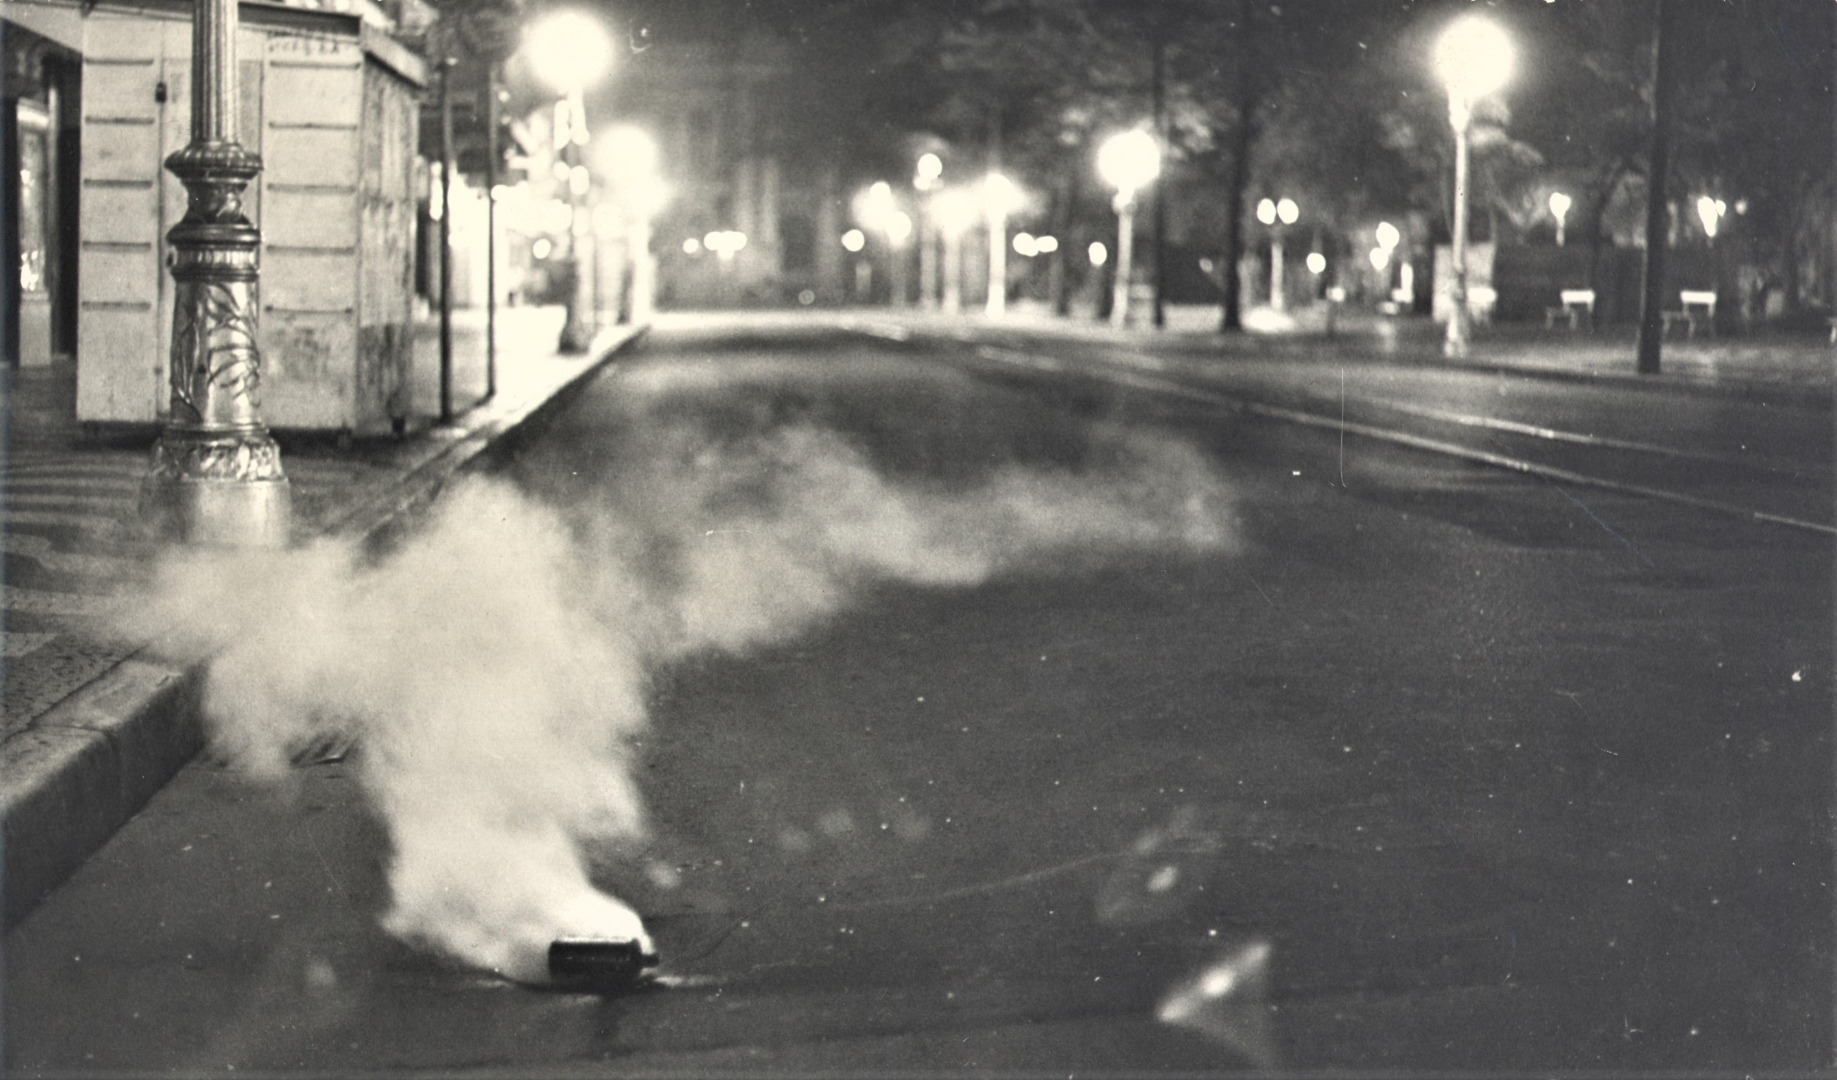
118,406,1240,985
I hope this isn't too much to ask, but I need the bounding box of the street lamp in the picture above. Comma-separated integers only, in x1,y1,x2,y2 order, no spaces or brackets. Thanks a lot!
527,10,613,353
1548,191,1572,247
1433,14,1514,358
142,0,290,545
1256,196,1299,311
1695,195,1726,244
856,181,913,306
915,153,943,309
1096,128,1161,328
595,125,667,324
933,187,977,313
983,171,1021,317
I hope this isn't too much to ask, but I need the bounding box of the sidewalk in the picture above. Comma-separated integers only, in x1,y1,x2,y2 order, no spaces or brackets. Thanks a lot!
2,305,646,926
857,301,1835,407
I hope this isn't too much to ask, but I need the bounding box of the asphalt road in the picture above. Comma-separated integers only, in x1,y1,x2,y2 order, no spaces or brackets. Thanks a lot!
5,319,1830,1074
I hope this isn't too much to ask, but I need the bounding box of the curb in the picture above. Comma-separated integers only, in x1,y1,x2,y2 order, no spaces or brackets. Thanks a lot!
1,325,646,929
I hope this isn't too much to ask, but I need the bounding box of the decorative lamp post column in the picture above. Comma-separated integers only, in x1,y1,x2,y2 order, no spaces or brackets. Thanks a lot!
1433,15,1514,359
1097,128,1160,330
141,0,290,547
527,10,613,354
914,153,942,309
983,171,1019,317
934,187,975,314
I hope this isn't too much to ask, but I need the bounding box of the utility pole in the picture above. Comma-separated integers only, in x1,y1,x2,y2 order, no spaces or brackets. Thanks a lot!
1150,18,1167,330
140,0,290,546
1635,0,1677,376
438,55,456,423
485,66,499,402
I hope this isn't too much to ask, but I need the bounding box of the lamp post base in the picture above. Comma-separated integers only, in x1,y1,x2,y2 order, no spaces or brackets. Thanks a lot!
140,474,292,548
140,432,292,547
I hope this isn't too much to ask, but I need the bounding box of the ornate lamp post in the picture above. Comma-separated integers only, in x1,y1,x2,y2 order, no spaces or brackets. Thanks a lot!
1097,128,1160,329
527,10,613,353
1433,15,1514,359
140,0,290,546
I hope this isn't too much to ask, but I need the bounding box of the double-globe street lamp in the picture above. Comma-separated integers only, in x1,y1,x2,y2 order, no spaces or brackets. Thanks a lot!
1256,196,1300,312
1433,14,1514,359
1097,128,1161,329
527,10,614,353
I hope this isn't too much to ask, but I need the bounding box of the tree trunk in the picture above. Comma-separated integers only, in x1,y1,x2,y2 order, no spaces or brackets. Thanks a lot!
1635,0,1677,376
1219,0,1255,333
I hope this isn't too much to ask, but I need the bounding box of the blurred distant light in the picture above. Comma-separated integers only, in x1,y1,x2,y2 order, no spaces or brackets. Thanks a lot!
682,237,701,254
1013,232,1039,257
1306,252,1327,275
541,199,574,234
886,211,914,246
1549,191,1571,246
552,160,572,182
1277,198,1299,225
1097,128,1160,200
856,181,898,230
1696,195,1726,238
1375,221,1401,250
1734,198,1749,215
915,152,943,191
568,164,591,197
1256,199,1277,226
532,237,553,260
841,228,867,253
525,10,614,94
983,171,1022,217
1088,241,1109,267
1035,234,1059,254
933,188,978,234
1369,246,1390,271
1433,15,1515,103
705,230,747,256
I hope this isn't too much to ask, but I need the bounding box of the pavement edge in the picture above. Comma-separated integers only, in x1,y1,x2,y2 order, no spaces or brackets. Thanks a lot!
1,325,647,930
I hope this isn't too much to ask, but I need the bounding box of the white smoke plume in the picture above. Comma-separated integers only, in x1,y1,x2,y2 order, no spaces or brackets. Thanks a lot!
118,414,1239,985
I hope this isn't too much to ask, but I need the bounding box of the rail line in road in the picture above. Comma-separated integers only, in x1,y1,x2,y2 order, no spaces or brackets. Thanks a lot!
855,325,1836,538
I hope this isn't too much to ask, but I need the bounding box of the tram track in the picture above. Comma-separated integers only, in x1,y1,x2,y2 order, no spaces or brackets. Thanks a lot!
856,325,1836,538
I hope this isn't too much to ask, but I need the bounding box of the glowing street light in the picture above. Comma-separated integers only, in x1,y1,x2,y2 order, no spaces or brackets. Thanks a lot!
1434,14,1514,358
1097,128,1161,328
1696,195,1727,242
527,9,614,353
1548,190,1572,247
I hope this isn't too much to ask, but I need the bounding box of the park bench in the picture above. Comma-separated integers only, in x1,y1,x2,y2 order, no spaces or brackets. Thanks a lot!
1544,288,1595,331
1662,290,1717,338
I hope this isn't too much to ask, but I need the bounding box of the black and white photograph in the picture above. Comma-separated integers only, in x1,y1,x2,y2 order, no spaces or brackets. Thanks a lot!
1,0,1832,1073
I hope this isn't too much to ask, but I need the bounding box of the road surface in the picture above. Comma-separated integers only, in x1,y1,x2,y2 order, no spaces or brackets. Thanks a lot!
6,317,1829,1074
